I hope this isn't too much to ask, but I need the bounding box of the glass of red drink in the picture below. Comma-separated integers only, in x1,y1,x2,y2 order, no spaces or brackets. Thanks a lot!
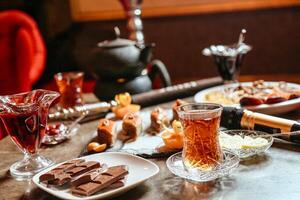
177,103,223,172
0,89,59,180
54,71,84,108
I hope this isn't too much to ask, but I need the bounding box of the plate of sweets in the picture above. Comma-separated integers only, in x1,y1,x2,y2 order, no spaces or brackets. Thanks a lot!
33,152,159,200
83,93,188,158
194,80,300,114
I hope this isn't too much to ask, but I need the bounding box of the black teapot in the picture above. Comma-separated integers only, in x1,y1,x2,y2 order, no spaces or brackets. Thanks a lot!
90,27,171,100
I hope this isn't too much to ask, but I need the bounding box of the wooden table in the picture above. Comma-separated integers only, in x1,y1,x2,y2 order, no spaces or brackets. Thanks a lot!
1,94,300,200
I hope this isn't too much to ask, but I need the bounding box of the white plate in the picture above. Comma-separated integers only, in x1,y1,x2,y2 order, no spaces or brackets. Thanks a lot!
194,82,300,115
32,152,159,200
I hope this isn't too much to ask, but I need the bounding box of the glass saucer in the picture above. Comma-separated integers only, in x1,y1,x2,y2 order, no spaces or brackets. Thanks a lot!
42,122,80,145
220,130,274,159
166,149,239,182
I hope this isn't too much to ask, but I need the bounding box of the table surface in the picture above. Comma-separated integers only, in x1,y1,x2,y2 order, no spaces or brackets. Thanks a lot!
1,94,300,200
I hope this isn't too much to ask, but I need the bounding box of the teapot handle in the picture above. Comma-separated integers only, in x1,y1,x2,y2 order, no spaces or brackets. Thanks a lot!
148,59,171,88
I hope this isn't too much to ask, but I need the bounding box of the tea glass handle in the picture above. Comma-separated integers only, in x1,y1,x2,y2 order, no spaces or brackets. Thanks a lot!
148,59,172,88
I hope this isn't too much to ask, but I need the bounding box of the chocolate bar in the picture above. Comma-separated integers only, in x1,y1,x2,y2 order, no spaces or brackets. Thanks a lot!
47,173,72,186
97,119,116,147
108,179,125,189
71,164,108,187
48,160,101,186
71,165,129,196
66,161,101,177
39,159,85,182
40,160,101,186
150,107,169,133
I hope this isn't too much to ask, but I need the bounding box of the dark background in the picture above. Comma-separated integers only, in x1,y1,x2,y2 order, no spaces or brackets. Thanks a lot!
1,0,300,86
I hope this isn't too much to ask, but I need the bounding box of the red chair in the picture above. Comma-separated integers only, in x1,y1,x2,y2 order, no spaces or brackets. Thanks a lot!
0,10,46,139
0,10,46,95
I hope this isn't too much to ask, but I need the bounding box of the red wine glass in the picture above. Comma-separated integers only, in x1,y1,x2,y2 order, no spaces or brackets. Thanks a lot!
0,89,59,180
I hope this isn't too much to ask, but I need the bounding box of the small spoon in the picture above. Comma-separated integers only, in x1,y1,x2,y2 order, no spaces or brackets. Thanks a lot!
64,111,89,137
237,29,247,45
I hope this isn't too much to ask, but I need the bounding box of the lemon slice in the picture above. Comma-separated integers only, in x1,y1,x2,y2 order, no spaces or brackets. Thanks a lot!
219,132,268,150
241,137,268,149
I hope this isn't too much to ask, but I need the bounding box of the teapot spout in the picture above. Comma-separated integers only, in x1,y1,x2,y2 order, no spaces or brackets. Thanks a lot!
140,43,155,64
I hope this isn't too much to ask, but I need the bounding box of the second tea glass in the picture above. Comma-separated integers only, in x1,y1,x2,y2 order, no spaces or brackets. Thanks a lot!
54,71,84,109
177,103,223,172
43,72,85,145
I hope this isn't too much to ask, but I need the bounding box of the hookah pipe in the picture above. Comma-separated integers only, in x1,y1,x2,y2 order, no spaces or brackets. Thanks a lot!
119,0,144,45
48,76,300,144
48,77,222,120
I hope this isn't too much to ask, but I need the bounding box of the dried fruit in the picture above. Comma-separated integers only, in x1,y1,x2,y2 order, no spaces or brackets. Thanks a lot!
112,92,140,119
160,120,184,150
161,130,183,149
115,92,132,107
265,96,286,104
172,120,183,134
112,104,140,119
240,96,264,106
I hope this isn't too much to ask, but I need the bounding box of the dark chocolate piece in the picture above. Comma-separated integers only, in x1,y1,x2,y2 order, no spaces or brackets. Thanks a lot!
72,165,129,196
48,161,101,186
66,161,101,177
71,164,107,187
39,159,85,182
108,179,125,189
40,160,101,186
48,173,72,186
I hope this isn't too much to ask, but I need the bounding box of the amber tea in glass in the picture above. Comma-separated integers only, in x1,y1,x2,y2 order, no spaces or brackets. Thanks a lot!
177,103,223,171
54,71,84,108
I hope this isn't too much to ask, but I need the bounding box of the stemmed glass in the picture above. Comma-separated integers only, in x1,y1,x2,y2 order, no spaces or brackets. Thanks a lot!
0,89,59,180
202,29,251,101
202,29,251,84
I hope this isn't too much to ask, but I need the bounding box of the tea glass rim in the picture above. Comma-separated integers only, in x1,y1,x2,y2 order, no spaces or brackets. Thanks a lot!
176,102,223,117
54,71,84,80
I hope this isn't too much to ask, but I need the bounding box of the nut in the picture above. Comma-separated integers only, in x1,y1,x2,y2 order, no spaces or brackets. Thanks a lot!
87,142,100,152
87,142,107,153
93,143,107,152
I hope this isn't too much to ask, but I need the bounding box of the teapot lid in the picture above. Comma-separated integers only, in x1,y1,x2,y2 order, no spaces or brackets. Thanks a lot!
97,27,136,48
